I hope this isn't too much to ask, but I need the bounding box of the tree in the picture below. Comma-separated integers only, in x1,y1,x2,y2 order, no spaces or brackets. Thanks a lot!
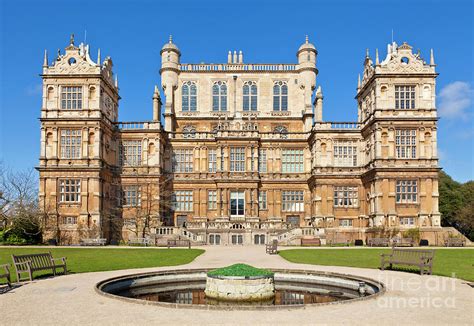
0,165,42,244
438,171,474,241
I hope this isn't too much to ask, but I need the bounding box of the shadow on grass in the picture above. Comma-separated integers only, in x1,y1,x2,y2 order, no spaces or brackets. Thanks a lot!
381,266,430,275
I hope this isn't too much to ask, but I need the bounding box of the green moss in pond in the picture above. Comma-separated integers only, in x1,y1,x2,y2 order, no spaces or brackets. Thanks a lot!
207,263,274,277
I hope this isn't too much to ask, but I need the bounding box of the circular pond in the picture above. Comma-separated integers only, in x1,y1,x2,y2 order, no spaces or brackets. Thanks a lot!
96,268,385,310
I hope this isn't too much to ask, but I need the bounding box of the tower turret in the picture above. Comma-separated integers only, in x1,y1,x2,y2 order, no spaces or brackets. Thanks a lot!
160,35,180,132
297,36,318,131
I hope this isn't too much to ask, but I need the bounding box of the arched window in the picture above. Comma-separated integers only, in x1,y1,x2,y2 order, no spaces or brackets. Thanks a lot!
273,81,288,111
182,125,196,138
243,81,257,111
274,125,288,139
182,81,197,111
212,81,227,111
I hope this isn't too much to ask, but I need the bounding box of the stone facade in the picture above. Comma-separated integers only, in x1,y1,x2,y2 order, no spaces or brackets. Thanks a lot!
38,35,442,245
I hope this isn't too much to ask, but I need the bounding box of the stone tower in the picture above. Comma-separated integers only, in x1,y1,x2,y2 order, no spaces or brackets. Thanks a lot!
356,42,440,229
38,35,119,243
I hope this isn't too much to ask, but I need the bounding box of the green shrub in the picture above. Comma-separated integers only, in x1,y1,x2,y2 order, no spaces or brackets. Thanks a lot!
208,264,274,277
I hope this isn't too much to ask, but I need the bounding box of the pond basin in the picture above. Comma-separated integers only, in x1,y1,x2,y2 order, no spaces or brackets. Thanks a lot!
96,268,385,310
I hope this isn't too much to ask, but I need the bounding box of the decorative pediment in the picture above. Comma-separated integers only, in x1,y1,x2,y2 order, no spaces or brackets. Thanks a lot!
377,42,434,74
43,35,116,88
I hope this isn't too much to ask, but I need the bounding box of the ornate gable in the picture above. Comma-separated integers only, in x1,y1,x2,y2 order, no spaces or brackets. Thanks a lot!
377,42,434,74
43,34,116,88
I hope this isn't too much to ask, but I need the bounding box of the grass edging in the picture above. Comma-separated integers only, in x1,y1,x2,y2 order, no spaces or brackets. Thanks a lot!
279,248,474,282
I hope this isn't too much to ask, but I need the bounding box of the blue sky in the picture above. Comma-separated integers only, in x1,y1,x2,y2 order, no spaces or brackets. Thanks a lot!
0,0,473,182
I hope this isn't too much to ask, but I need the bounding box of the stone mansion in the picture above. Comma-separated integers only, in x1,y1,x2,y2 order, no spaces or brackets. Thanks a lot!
38,35,443,245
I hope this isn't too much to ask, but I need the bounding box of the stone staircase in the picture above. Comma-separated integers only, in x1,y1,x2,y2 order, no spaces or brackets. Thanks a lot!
154,227,206,246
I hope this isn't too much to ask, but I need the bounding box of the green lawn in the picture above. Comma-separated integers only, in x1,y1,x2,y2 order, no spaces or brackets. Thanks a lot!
0,247,204,283
279,248,474,282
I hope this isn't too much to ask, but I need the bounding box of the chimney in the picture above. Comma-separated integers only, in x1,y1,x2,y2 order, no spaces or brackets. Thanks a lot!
233,50,237,63
238,50,243,63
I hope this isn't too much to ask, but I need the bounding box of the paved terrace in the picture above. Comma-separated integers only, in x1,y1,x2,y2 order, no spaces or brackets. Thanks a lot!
1,246,473,325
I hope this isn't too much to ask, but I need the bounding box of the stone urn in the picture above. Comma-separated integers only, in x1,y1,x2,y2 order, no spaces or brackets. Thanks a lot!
204,274,275,302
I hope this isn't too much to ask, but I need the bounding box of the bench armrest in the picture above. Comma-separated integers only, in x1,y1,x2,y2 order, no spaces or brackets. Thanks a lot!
51,257,67,264
14,260,32,269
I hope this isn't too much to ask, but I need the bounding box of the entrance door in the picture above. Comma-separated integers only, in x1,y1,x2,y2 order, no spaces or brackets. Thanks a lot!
230,191,245,217
287,216,300,227
209,234,221,245
231,234,243,245
176,215,187,227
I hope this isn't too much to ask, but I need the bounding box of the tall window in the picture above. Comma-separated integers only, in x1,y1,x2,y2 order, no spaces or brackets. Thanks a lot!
212,81,227,111
333,140,357,167
208,190,217,210
282,149,304,173
273,81,288,111
59,179,81,203
60,129,81,159
258,191,267,210
334,186,358,207
243,81,257,111
230,147,245,172
395,85,415,109
282,191,304,212
396,180,418,203
258,149,267,173
396,130,417,158
172,190,193,211
61,86,83,110
208,149,217,172
182,81,197,111
120,140,142,166
123,185,140,207
172,149,193,172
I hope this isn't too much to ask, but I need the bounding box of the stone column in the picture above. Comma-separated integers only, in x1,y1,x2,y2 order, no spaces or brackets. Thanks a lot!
217,188,222,217
52,128,58,161
94,127,100,159
40,127,46,159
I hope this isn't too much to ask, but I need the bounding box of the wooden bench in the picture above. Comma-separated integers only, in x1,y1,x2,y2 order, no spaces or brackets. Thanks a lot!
328,239,350,247
167,239,191,249
12,252,67,282
266,239,278,254
128,238,152,246
1,264,11,287
445,238,465,247
368,238,390,247
80,238,106,246
301,238,321,247
392,237,415,247
380,248,435,275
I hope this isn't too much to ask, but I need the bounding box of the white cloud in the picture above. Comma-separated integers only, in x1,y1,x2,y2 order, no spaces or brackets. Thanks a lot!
438,81,473,119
